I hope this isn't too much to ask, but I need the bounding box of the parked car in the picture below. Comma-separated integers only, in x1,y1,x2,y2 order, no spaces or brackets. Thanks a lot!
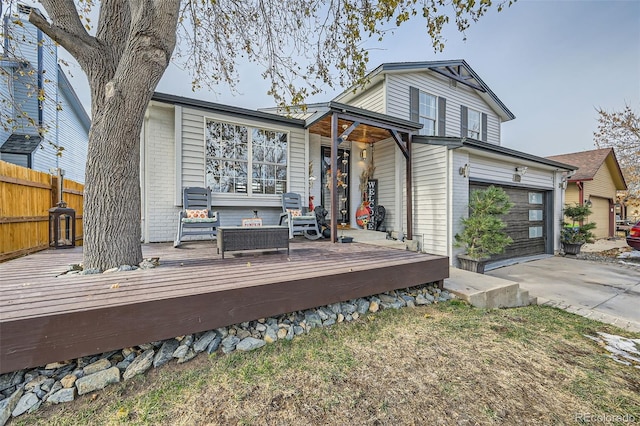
627,221,640,250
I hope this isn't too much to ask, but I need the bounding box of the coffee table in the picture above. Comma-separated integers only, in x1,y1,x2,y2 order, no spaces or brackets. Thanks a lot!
217,226,289,259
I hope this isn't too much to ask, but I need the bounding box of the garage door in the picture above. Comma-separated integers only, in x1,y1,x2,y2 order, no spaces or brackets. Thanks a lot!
589,197,610,239
470,183,548,261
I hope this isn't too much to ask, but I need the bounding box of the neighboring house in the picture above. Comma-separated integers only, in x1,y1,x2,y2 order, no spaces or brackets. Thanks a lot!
547,148,627,239
140,60,576,265
0,4,90,183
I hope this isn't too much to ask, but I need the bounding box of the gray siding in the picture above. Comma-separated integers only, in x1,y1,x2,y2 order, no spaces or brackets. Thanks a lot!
372,139,397,231
468,154,555,189
344,81,385,113
386,72,501,144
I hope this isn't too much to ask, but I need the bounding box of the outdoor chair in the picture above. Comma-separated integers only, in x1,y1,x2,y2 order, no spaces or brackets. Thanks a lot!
174,187,220,248
278,192,322,240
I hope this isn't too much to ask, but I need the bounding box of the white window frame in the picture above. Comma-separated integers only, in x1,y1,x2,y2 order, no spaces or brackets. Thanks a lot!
467,108,481,139
418,91,437,136
204,117,290,198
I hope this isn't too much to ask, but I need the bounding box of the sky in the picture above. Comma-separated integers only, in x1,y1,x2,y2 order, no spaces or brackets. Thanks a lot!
62,0,640,159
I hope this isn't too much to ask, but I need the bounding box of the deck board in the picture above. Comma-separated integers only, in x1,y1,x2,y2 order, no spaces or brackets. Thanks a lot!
0,239,448,373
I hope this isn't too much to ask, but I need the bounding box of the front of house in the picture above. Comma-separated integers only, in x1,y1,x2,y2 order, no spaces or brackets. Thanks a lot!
140,60,575,265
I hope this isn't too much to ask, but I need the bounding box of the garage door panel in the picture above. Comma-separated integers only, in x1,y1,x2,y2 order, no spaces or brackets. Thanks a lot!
470,183,547,261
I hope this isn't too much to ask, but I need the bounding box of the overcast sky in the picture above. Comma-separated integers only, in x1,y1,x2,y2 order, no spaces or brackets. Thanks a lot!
64,0,640,158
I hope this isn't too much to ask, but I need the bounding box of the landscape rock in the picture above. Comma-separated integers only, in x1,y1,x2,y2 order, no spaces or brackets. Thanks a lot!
304,311,322,328
75,367,120,395
177,349,197,364
193,331,217,353
172,344,189,359
236,337,266,352
123,350,154,380
221,336,240,354
356,299,370,314
47,388,75,405
154,340,179,368
264,328,278,344
11,392,39,417
0,387,23,426
83,358,111,375
206,335,222,354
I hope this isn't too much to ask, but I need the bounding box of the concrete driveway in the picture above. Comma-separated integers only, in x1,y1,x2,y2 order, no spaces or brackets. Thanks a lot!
487,256,640,332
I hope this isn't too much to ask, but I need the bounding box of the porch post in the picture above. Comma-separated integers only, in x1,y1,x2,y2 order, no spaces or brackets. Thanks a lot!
406,132,413,240
330,112,339,243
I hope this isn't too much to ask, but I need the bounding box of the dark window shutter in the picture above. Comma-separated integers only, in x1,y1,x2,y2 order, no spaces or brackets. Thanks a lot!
481,113,488,142
460,106,468,137
409,87,419,122
438,97,446,136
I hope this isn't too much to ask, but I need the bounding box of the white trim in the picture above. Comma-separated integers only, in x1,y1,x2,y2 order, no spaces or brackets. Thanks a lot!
174,105,183,206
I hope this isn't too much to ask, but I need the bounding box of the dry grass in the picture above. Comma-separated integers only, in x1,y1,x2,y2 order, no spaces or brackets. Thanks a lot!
15,303,640,425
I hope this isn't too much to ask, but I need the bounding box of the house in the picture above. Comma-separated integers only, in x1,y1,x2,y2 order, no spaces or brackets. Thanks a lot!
0,4,90,183
547,148,627,239
140,60,576,265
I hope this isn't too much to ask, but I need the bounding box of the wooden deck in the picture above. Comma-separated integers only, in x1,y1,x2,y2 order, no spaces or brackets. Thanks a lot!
0,239,448,374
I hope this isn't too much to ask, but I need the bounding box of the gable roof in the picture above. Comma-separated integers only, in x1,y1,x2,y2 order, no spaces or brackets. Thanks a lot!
333,59,515,122
546,148,627,189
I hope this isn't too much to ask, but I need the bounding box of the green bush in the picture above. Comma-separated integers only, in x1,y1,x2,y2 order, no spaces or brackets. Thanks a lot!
454,186,514,260
561,204,596,244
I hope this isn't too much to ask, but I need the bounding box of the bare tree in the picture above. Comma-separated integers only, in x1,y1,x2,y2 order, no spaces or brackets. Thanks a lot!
594,104,640,199
4,0,513,270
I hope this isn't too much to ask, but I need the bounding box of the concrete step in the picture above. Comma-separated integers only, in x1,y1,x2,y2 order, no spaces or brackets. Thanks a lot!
445,267,534,309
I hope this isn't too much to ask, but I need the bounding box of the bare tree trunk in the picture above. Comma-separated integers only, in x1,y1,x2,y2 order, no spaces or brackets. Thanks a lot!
31,0,180,270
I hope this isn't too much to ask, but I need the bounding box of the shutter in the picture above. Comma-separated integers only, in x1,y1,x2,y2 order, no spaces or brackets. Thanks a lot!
481,113,488,142
409,86,419,122
460,106,468,138
437,97,446,136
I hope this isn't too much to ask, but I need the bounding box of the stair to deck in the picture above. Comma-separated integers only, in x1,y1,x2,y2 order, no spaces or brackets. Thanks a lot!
444,267,535,309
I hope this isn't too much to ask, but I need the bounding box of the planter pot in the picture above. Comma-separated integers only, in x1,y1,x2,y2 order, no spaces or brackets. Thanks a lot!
562,242,584,255
457,254,490,274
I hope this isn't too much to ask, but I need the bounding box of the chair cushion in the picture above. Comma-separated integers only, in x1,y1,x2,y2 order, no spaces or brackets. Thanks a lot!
186,209,209,219
182,211,218,223
286,208,302,217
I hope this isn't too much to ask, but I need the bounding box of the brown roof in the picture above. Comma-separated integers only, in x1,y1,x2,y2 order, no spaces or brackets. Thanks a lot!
546,148,627,189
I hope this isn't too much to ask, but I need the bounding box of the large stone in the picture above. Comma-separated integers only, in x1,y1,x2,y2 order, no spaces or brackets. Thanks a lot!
206,335,222,354
415,294,432,306
123,350,154,381
378,294,397,304
236,337,266,352
176,349,198,364
83,358,111,375
0,387,23,426
11,392,39,417
24,375,47,391
47,388,75,405
341,302,357,315
221,336,240,354
75,367,120,395
264,328,278,344
304,311,322,328
172,344,189,359
153,340,179,368
193,331,217,353
356,299,370,314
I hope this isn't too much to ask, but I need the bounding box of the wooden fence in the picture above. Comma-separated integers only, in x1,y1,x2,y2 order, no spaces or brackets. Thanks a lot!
0,160,84,262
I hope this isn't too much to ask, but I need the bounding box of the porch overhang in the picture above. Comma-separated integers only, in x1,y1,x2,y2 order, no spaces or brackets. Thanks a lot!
306,102,422,242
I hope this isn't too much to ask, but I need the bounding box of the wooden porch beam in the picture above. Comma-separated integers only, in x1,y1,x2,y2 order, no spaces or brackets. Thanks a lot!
330,112,339,243
390,130,409,159
340,121,360,140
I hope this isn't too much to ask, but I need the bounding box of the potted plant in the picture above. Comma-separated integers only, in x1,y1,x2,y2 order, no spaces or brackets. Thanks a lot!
454,186,513,273
561,204,596,255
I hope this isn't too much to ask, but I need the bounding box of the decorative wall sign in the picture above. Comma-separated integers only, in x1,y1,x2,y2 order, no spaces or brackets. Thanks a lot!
366,179,378,230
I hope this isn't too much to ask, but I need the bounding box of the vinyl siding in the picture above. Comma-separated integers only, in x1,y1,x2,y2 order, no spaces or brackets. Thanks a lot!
584,162,617,200
344,81,385,113
373,138,397,232
450,150,470,262
468,155,555,190
565,184,580,206
385,72,501,144
412,143,448,255
589,196,610,239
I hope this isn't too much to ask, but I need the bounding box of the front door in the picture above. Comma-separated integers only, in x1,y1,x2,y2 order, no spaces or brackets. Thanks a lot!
321,146,350,224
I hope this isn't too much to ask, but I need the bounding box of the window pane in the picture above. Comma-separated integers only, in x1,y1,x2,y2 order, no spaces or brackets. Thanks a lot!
529,226,543,238
205,119,249,193
467,109,481,138
528,192,543,204
529,210,543,221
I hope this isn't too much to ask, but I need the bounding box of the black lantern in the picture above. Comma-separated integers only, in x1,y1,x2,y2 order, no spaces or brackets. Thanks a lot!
49,202,76,249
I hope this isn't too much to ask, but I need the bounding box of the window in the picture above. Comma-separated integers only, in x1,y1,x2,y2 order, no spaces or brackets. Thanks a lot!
528,192,543,204
467,108,481,139
529,226,543,238
418,92,437,136
205,119,288,195
529,210,543,221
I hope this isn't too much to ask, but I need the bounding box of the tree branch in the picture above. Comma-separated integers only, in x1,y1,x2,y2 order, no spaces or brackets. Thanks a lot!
28,2,98,61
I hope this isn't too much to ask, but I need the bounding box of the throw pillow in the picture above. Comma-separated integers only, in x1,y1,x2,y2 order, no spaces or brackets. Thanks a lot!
186,209,208,219
286,208,302,217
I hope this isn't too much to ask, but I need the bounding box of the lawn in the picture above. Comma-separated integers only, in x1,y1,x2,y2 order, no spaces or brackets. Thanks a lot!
15,302,640,425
